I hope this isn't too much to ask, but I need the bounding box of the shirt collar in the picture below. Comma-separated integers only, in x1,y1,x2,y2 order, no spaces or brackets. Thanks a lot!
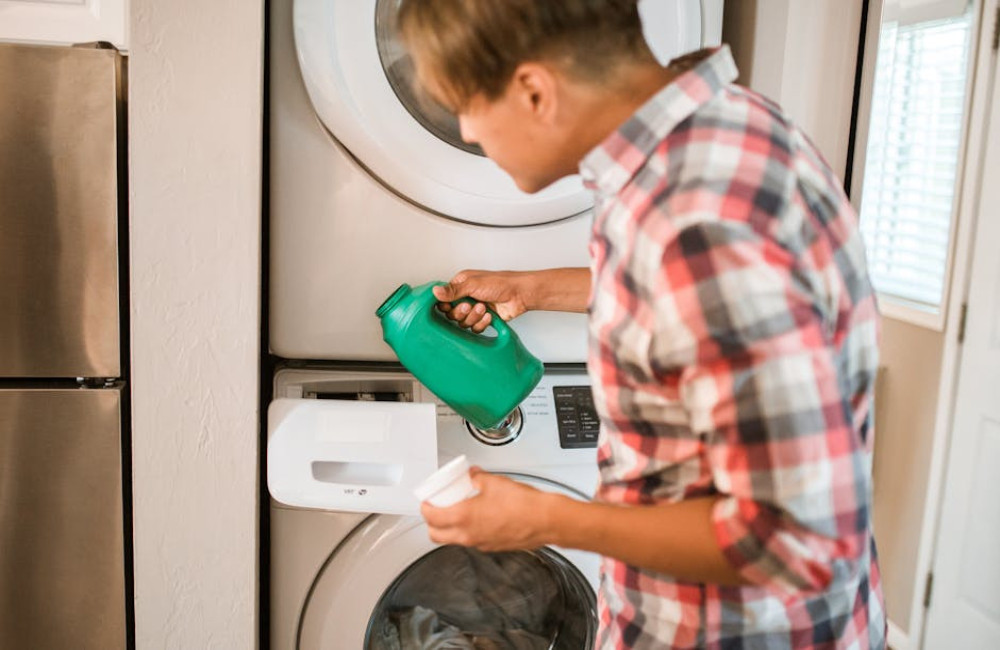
579,45,739,198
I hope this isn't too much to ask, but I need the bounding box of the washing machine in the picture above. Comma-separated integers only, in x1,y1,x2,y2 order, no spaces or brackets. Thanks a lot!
269,366,605,648
268,0,724,647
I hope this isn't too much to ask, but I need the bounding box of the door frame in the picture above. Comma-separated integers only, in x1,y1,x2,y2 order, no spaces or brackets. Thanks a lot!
849,0,999,646
908,0,1000,646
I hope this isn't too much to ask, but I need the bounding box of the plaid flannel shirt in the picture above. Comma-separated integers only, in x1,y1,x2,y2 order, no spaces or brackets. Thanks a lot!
580,47,886,649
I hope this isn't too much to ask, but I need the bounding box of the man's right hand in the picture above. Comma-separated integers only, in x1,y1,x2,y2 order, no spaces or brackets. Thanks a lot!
432,270,533,333
432,267,591,333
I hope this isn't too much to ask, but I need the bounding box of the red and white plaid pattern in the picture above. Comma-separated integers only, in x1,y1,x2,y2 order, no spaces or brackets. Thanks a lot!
580,47,886,649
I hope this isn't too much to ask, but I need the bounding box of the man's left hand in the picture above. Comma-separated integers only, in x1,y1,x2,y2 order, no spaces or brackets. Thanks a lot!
419,468,558,552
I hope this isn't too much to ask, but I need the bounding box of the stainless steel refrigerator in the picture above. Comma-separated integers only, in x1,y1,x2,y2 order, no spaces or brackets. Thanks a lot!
0,43,128,649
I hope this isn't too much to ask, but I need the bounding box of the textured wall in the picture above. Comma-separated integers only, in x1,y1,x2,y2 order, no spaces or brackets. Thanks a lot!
128,0,263,646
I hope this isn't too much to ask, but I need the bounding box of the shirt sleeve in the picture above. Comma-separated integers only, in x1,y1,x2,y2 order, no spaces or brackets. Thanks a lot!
653,217,872,597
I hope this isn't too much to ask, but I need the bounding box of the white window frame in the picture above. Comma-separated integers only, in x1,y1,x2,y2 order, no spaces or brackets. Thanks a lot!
850,0,980,330
0,0,127,50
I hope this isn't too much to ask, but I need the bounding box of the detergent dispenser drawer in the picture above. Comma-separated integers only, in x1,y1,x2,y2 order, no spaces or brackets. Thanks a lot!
267,397,437,515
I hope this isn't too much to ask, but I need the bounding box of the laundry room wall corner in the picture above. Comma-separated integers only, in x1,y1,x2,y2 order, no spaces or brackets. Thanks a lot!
129,0,264,647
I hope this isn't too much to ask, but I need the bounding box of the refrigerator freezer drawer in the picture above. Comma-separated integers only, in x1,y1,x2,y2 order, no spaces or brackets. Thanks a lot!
0,386,126,649
0,43,123,378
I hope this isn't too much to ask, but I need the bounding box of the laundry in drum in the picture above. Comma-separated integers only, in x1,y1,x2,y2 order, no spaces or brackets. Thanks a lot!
376,281,543,430
367,546,593,649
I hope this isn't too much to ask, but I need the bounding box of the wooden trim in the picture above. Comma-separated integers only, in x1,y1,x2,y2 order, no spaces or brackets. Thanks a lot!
888,619,910,649
0,0,127,49
850,0,978,330
879,299,946,332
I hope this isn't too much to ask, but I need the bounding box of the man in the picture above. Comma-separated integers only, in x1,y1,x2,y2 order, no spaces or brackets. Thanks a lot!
397,1,886,647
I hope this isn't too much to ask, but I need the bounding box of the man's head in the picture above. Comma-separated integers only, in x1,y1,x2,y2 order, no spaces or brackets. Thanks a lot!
396,0,662,193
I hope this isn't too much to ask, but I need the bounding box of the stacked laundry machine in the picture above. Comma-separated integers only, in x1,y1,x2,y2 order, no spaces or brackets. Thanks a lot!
266,0,723,646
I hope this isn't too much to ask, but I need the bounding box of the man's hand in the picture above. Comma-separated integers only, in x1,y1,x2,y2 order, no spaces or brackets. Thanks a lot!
433,267,592,332
432,270,533,333
419,468,559,552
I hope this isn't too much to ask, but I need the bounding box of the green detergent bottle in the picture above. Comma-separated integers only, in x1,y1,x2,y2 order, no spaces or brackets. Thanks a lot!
376,281,544,430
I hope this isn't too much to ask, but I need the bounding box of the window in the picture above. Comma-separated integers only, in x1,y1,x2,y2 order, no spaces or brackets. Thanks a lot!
857,2,975,319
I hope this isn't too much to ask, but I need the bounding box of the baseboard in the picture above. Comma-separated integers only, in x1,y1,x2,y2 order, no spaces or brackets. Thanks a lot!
888,619,910,650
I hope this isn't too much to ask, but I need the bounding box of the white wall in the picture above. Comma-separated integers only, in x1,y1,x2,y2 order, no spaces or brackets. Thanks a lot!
128,0,264,646
724,0,863,178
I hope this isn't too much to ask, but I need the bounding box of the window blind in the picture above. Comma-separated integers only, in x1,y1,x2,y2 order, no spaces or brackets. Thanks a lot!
858,9,973,309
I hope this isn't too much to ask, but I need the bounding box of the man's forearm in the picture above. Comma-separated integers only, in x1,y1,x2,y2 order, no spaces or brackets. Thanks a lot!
542,493,748,586
525,267,591,313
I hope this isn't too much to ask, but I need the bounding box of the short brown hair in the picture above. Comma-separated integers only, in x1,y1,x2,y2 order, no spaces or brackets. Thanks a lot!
396,0,653,110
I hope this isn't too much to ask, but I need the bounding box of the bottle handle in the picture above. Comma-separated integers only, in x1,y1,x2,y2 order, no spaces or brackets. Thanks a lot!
446,297,511,343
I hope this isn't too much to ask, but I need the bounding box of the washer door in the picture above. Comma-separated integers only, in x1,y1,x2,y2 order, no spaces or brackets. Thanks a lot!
293,0,710,227
297,477,601,649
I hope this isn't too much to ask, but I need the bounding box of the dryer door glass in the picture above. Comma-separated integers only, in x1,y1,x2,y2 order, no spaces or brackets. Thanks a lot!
374,0,483,157
366,545,595,649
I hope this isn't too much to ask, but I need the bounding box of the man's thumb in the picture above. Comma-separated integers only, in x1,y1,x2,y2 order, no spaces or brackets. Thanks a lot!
432,282,459,302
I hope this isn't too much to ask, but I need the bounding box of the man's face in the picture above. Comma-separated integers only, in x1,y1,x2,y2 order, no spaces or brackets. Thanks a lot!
455,91,563,194
420,65,580,195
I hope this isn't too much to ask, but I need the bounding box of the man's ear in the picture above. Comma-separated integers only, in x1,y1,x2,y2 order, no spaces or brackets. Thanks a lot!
510,62,559,124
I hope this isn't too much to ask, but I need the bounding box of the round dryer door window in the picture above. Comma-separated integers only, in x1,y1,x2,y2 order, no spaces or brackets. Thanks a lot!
297,477,601,649
293,0,713,226
373,2,482,159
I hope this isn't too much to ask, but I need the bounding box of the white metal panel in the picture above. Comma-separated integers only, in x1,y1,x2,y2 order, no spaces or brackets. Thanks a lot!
270,0,592,363
272,0,722,362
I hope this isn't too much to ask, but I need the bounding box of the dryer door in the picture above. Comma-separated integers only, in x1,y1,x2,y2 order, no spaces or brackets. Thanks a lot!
297,477,601,649
293,0,715,227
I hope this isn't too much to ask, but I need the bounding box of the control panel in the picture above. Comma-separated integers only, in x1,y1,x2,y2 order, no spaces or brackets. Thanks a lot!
553,386,600,449
274,367,601,463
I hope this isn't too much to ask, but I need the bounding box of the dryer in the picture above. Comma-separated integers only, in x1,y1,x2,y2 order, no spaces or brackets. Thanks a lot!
268,0,723,363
